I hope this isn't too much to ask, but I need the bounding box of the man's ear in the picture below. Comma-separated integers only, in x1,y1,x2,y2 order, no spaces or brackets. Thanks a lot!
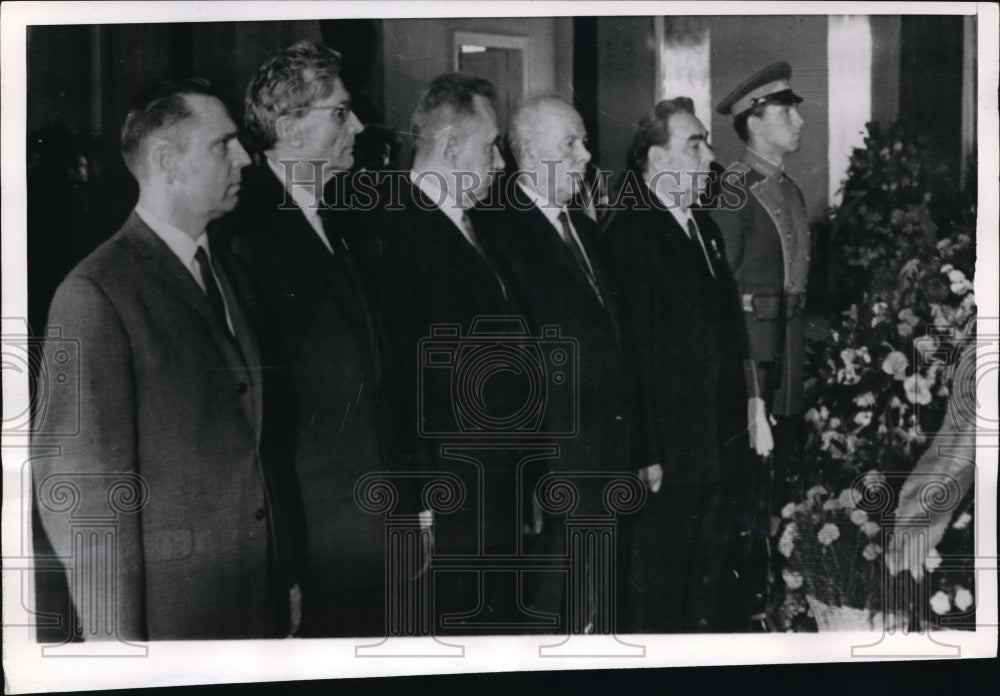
147,138,175,181
646,144,666,170
441,132,459,167
275,114,300,148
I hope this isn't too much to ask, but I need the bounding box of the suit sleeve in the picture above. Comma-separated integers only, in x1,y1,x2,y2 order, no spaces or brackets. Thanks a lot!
32,274,146,640
601,220,672,471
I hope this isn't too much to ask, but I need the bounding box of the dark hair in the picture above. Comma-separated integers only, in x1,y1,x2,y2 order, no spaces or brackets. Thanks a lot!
627,97,695,174
120,77,218,177
410,73,496,155
733,101,769,142
244,40,344,152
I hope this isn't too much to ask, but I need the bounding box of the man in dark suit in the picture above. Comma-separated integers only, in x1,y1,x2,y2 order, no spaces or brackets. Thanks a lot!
602,98,772,633
32,79,297,640
232,40,387,637
478,96,632,633
363,73,526,633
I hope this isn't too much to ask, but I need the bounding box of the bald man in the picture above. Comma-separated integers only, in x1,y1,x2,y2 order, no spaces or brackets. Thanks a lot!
479,96,633,632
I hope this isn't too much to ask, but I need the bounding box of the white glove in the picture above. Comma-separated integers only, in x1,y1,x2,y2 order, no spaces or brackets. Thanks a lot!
748,396,774,458
638,463,663,493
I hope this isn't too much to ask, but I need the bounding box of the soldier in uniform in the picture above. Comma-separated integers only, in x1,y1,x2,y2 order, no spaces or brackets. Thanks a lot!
713,62,810,628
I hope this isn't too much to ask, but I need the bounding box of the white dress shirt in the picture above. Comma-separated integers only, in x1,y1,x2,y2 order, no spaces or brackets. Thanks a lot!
410,170,476,246
516,181,597,277
267,158,334,255
135,203,234,333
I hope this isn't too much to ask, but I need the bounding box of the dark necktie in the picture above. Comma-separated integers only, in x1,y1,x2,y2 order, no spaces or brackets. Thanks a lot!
557,210,604,306
461,211,509,302
194,245,230,331
686,217,716,279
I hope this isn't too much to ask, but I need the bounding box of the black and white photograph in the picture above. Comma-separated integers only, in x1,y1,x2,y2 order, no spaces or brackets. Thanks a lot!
1,1,997,692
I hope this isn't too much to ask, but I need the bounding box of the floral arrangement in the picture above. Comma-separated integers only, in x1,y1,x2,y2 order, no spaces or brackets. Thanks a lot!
772,120,977,631
775,482,889,630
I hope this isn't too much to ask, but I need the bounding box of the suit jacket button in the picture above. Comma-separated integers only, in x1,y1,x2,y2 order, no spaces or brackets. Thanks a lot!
255,507,267,520
236,382,248,395
614,415,624,423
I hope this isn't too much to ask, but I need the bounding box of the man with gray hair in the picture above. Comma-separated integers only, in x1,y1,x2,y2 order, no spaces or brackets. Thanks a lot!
231,40,386,637
479,95,631,633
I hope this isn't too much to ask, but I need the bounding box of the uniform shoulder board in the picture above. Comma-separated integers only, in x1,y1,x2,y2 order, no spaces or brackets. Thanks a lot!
726,160,752,175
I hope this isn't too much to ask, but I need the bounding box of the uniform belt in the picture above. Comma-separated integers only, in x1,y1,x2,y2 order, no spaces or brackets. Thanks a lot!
742,292,804,319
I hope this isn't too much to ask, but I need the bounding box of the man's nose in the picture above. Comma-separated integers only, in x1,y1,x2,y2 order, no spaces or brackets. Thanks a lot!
577,141,592,165
347,110,364,135
702,144,715,169
232,140,251,168
492,144,505,171
791,107,805,128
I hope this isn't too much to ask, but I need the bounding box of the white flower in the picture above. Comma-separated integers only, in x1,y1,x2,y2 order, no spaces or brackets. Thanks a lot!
904,373,933,405
854,411,873,427
806,485,828,501
817,523,840,546
925,547,942,572
952,512,972,530
863,543,882,561
837,365,861,385
778,524,797,558
860,520,881,536
930,591,951,615
914,336,940,363
951,277,973,296
947,269,967,284
782,569,804,590
829,417,842,429
838,488,860,509
822,499,841,511
862,470,886,487
781,502,797,519
954,587,974,612
939,263,954,274
882,351,909,380
857,346,872,364
854,392,877,407
850,509,869,526
840,348,858,366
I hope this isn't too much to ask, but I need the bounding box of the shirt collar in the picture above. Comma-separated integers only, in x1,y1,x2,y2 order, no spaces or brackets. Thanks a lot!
266,158,333,254
517,180,568,232
410,170,467,233
647,185,695,231
744,146,784,178
134,202,206,268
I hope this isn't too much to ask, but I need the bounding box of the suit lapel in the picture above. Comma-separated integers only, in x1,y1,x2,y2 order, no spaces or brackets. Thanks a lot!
120,214,253,378
211,244,264,439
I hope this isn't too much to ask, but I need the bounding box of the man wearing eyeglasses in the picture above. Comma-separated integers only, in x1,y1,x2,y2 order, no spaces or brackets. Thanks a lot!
228,40,386,638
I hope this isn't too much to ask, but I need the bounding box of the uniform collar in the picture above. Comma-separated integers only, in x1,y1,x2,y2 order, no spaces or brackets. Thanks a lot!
744,146,784,178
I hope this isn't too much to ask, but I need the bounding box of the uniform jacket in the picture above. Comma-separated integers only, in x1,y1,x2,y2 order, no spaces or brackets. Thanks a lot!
713,148,810,415
226,161,388,636
32,212,290,640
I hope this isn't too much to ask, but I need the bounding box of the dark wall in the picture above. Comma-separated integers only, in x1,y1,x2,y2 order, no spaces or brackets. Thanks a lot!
899,15,964,179
710,15,830,219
